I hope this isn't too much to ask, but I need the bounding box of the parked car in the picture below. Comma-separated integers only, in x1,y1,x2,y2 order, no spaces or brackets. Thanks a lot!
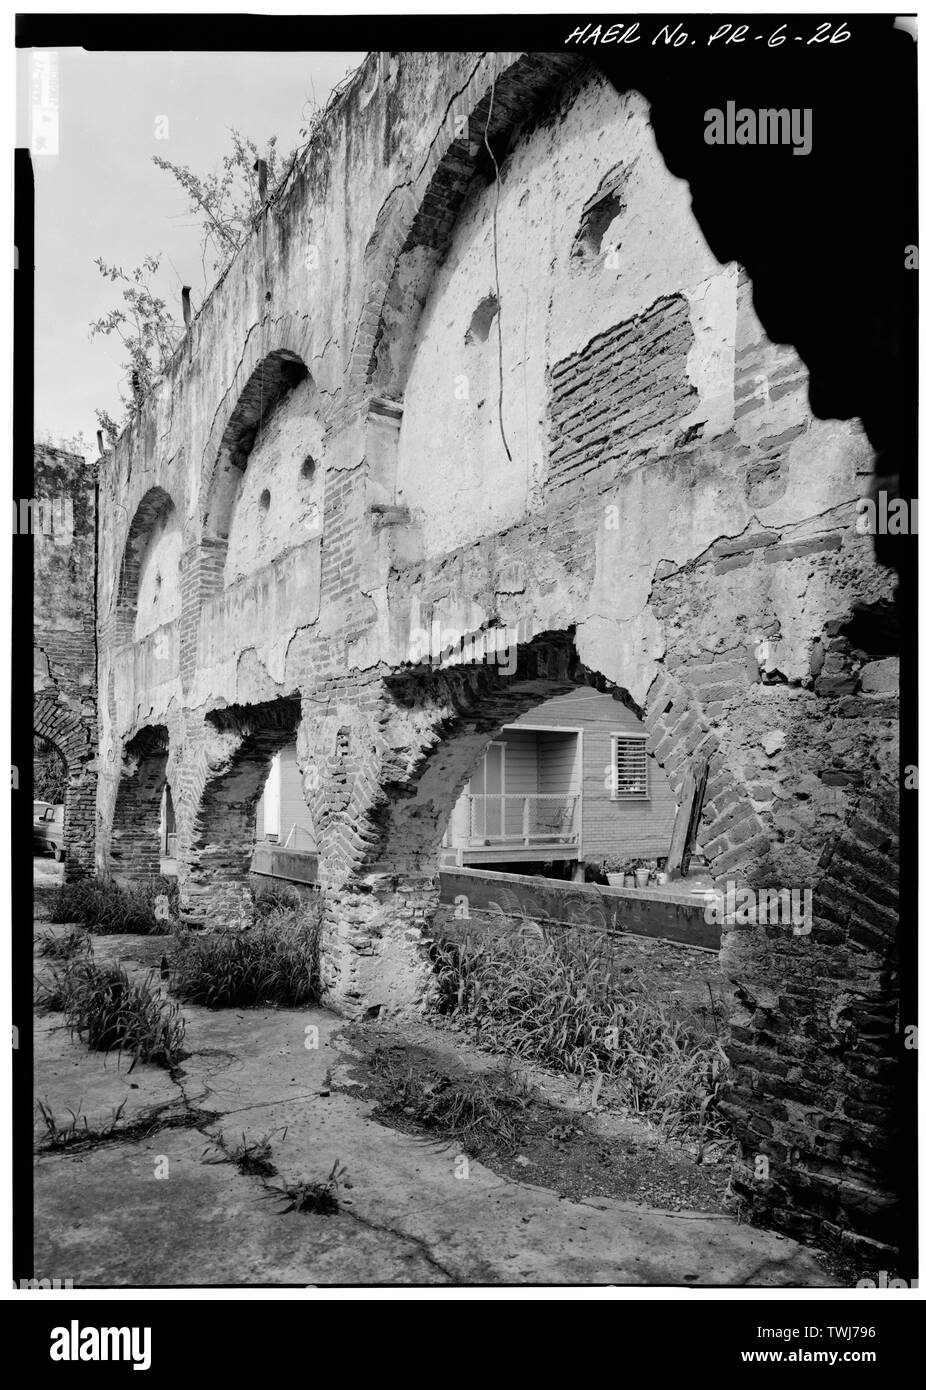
33,801,65,860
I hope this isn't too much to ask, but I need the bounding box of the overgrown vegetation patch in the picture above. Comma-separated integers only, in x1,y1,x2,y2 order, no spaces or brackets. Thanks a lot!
169,904,321,1008
40,959,186,1069
430,925,731,1153
366,1044,536,1153
47,876,177,935
36,928,91,960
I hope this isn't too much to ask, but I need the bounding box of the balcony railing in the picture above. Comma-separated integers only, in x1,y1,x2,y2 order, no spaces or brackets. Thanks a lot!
457,792,581,847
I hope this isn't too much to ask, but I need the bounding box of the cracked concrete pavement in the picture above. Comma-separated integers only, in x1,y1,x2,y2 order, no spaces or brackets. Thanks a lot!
33,924,835,1288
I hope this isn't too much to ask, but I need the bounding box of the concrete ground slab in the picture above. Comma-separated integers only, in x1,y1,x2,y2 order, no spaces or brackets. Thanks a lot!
32,921,836,1287
32,911,834,1289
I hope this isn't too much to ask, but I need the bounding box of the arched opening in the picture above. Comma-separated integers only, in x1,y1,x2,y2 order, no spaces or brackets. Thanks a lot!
255,741,316,852
200,349,323,589
308,628,742,1209
33,733,67,804
182,696,304,925
440,687,682,885
381,631,729,885
318,629,750,1016
33,693,96,880
160,782,177,866
32,734,67,867
115,487,179,644
109,725,169,885
250,739,319,893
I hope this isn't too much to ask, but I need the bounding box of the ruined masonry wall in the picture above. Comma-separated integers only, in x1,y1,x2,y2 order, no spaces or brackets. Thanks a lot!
95,53,900,1259
33,445,98,878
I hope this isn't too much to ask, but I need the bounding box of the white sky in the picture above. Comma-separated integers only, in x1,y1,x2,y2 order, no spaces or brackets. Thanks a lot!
21,47,365,448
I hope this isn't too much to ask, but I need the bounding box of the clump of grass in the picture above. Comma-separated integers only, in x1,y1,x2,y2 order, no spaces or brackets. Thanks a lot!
203,1128,285,1178
430,926,730,1150
36,928,90,960
47,876,178,935
35,969,76,1013
45,959,185,1069
169,904,320,1008
35,1098,127,1149
369,1046,535,1151
266,1159,348,1215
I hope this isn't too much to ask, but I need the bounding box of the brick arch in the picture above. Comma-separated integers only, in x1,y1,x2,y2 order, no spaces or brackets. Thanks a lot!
114,487,176,644
350,52,583,402
34,693,92,770
201,349,310,541
109,724,169,885
313,629,759,1012
180,696,302,926
360,638,757,886
179,348,312,693
33,693,96,879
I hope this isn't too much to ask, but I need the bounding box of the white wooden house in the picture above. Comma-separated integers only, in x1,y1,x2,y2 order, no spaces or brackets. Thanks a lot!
440,688,676,871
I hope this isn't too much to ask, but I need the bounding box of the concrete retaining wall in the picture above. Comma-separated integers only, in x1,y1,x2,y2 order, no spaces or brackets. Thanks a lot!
438,866,720,950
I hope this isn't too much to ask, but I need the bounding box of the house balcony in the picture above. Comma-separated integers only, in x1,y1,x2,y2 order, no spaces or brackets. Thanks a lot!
441,792,581,867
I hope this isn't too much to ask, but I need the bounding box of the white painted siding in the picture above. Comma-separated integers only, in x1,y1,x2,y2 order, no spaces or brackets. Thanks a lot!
538,731,580,793
508,689,676,864
256,742,316,850
501,731,539,795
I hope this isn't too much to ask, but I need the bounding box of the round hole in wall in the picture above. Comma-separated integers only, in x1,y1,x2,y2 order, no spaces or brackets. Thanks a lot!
301,456,316,482
259,488,271,513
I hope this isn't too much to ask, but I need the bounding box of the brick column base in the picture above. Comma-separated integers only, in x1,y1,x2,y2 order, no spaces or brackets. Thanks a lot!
321,871,439,1016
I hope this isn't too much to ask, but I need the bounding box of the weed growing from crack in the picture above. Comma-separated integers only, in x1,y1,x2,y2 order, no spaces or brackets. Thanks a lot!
42,959,186,1069
169,905,321,1008
35,1097,127,1149
202,1128,286,1178
265,1159,348,1215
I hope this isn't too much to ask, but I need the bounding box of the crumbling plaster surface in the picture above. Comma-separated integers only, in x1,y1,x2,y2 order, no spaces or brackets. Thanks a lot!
224,375,325,583
395,81,736,560
95,52,900,1257
135,504,182,639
